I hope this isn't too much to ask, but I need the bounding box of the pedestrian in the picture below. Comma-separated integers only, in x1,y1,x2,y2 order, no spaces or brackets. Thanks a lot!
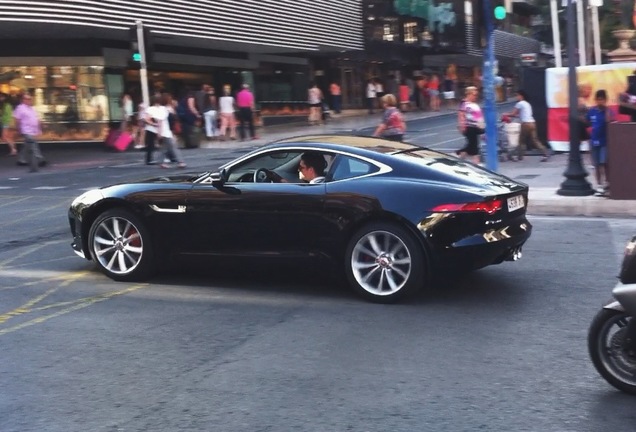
307,82,323,126
159,93,186,169
366,79,377,114
203,86,218,141
374,78,385,109
504,90,551,162
373,94,406,142
456,86,484,165
329,81,341,114
143,95,163,165
135,100,146,149
429,74,440,111
14,93,46,172
237,84,258,140
218,87,237,140
585,89,615,196
399,79,411,112
120,92,134,132
177,89,201,148
0,93,17,156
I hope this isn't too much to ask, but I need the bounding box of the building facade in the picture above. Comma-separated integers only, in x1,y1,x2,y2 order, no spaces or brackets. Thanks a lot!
323,0,541,107
0,0,364,141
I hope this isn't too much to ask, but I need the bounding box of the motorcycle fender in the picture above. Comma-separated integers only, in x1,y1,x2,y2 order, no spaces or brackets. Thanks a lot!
603,301,626,312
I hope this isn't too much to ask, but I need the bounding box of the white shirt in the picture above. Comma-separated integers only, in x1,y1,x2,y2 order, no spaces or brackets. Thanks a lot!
144,105,162,134
366,83,377,99
515,100,535,123
219,96,235,114
375,83,384,93
310,176,325,184
154,106,173,139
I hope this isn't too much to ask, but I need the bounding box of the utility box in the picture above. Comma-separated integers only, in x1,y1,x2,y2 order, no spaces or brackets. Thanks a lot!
608,122,636,199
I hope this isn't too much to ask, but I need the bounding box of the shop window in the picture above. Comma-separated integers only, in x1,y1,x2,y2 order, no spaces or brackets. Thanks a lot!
0,65,109,142
404,22,418,44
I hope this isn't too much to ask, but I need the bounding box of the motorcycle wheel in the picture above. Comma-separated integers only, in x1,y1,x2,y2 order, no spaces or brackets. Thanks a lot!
588,308,636,395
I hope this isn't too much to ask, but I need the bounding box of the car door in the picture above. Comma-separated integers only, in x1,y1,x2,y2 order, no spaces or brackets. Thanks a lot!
184,155,327,258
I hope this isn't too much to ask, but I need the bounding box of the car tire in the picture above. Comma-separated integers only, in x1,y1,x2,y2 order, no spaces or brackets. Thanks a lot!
88,208,155,282
344,221,425,303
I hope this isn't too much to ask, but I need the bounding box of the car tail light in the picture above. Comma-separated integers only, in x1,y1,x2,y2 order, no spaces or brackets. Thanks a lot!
432,199,503,215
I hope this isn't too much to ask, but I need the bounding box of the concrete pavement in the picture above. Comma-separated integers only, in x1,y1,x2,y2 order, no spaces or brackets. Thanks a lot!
1,107,634,218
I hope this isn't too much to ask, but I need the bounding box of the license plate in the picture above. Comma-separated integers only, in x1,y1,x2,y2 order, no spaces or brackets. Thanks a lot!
507,195,524,212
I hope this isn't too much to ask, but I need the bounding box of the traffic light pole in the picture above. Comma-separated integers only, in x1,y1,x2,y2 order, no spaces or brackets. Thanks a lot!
482,0,498,172
136,20,150,110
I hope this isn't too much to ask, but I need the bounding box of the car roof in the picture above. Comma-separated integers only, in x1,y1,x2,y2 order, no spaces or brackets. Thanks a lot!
271,134,422,157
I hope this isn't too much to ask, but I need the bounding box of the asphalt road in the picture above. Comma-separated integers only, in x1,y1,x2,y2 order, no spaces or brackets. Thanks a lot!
2,111,636,431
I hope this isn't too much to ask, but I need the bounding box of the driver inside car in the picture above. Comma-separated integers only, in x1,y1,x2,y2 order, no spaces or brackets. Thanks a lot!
266,151,327,184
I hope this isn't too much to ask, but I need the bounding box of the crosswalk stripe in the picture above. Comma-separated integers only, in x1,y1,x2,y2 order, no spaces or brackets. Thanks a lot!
32,186,67,190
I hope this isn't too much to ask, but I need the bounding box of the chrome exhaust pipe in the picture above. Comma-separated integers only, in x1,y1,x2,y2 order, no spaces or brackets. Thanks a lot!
505,247,522,261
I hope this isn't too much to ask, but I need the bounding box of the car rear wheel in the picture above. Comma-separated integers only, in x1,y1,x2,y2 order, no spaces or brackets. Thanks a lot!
88,209,154,281
345,222,425,303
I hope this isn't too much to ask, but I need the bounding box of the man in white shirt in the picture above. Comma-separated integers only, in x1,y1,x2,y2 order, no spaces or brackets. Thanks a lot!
506,90,551,162
143,95,163,164
266,151,326,184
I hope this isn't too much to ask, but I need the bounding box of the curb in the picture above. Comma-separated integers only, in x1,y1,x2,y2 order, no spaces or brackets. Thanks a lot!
527,188,636,218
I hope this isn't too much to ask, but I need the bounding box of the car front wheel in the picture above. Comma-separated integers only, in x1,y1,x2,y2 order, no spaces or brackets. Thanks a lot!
345,222,425,303
88,209,154,281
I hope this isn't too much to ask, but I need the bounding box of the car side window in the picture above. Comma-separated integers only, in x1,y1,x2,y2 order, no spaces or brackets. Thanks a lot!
226,151,302,183
330,155,379,181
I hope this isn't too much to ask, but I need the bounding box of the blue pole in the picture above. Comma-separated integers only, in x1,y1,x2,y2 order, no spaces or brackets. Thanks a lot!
482,0,498,171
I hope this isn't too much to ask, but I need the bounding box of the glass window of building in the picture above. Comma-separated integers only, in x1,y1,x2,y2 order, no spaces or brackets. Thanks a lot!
0,65,108,142
404,21,418,44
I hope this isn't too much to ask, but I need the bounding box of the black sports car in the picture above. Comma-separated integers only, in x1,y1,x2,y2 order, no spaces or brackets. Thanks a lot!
69,135,531,302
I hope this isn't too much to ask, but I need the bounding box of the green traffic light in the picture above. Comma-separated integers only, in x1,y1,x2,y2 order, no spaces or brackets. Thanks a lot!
132,52,141,62
494,5,506,20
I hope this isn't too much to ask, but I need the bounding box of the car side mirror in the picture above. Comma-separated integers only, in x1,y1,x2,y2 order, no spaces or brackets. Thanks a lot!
211,169,228,186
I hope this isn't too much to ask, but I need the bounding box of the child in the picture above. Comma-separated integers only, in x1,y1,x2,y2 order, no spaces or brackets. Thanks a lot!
585,89,615,196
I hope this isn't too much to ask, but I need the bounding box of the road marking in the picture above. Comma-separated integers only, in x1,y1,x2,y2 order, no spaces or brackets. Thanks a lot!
0,271,87,324
32,186,67,190
0,244,49,268
0,196,31,208
0,283,148,336
0,201,67,229
0,186,14,190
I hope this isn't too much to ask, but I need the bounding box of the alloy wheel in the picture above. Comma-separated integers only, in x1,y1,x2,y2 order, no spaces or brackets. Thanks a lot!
351,230,412,296
92,216,144,275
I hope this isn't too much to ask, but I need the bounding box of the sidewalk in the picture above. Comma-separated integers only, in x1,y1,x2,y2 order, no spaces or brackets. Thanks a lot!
1,106,634,218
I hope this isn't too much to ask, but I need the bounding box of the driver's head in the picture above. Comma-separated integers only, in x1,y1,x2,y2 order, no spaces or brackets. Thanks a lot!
299,151,326,182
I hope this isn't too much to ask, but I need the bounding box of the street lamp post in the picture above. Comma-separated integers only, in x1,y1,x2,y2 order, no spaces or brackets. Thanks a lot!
557,0,595,196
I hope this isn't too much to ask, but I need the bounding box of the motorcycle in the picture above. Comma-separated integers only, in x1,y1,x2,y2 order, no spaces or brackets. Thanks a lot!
588,236,636,394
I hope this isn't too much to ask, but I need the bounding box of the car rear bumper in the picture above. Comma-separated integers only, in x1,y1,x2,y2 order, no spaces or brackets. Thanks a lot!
427,217,532,272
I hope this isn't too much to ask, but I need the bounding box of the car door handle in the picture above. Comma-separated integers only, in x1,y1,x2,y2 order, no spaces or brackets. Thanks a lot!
149,204,187,213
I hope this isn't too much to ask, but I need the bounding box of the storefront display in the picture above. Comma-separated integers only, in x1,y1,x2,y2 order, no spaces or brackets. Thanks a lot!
0,65,109,142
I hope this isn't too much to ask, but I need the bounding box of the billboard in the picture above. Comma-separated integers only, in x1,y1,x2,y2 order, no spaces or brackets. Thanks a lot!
546,62,636,152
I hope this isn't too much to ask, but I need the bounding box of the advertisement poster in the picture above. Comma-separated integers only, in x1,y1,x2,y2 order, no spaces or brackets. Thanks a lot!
545,62,636,152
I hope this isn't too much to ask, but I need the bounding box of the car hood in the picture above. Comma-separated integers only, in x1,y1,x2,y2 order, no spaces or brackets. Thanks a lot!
135,173,203,184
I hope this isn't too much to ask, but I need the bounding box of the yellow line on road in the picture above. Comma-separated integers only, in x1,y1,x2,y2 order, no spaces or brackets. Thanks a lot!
0,241,53,268
0,196,32,208
0,271,88,323
0,202,67,229
0,284,148,337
